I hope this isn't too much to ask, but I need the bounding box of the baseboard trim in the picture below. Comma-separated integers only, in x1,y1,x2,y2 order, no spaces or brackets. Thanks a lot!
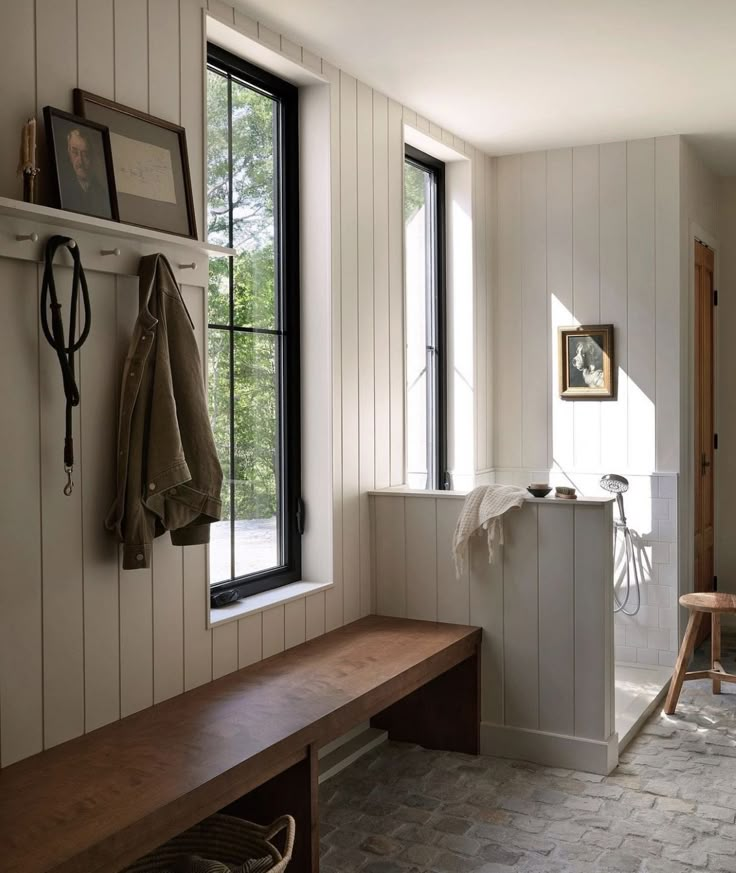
480,722,619,775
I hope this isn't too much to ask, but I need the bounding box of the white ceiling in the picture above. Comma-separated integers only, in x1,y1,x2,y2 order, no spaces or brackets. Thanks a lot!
234,0,736,175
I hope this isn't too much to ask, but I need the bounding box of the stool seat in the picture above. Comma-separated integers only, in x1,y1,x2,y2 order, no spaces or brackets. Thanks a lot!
665,591,736,715
679,592,736,613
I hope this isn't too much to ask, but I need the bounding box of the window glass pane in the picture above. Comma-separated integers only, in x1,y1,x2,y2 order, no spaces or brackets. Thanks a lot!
231,79,277,331
207,328,232,583
206,69,231,250
405,160,432,489
233,331,280,578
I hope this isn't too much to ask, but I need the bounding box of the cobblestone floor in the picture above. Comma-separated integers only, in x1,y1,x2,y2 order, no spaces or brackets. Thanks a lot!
319,644,736,872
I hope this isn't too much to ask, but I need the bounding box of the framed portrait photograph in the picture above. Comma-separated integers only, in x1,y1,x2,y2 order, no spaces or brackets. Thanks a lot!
43,107,118,221
73,89,197,239
559,325,615,399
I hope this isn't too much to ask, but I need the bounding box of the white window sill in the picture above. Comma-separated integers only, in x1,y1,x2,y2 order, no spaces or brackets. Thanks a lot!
208,579,333,629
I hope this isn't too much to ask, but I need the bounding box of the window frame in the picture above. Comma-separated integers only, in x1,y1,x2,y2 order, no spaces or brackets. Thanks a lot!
207,44,302,603
404,143,448,491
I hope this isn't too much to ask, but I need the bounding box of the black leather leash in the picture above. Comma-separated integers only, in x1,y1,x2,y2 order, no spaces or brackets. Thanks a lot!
40,235,91,496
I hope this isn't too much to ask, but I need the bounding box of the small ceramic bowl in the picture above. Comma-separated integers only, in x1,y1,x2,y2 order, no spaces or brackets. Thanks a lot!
527,484,552,498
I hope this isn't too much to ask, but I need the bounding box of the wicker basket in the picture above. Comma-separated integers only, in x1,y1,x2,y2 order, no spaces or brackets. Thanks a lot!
123,813,295,873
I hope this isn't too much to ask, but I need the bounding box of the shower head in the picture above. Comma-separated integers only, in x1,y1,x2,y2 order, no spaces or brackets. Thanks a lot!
600,474,629,524
600,473,629,495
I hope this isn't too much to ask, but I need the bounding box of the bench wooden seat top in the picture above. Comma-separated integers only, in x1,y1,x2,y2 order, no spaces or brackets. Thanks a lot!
0,615,481,873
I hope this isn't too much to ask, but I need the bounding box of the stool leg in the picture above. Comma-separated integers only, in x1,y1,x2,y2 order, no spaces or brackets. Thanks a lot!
712,613,722,695
664,610,703,715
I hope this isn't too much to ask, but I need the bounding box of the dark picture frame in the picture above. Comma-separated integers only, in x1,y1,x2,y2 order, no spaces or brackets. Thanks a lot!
73,89,197,239
43,107,118,221
559,324,615,399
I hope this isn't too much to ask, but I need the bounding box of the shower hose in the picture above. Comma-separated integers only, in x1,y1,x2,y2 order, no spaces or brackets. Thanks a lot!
613,520,641,616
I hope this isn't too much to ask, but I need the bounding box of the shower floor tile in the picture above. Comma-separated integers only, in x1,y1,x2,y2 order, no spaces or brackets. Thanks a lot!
615,661,671,748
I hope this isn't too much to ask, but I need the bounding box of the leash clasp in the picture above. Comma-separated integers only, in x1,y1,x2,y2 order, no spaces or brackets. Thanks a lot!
64,465,74,497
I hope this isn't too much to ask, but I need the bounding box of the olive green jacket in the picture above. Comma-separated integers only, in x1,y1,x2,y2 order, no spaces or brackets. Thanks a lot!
106,254,223,570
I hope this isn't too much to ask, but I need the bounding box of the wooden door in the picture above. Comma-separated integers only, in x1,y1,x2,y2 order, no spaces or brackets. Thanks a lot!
694,240,715,602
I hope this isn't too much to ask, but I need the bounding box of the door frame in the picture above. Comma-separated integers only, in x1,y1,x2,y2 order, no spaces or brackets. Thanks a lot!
682,223,719,633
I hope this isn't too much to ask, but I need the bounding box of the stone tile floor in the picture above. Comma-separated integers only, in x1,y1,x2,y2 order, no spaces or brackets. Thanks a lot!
319,641,736,872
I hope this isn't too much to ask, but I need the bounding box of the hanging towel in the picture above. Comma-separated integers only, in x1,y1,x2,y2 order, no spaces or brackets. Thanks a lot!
452,484,527,576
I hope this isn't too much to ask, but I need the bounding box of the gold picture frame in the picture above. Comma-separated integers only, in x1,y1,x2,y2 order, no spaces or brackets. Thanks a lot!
559,325,615,399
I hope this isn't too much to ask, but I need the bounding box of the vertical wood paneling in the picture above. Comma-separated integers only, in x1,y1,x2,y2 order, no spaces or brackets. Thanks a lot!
0,261,43,765
77,0,114,97
323,61,343,632
655,137,680,473
180,0,205,234
437,500,469,625
212,622,238,679
238,613,263,668
114,0,148,109
387,99,404,485
305,592,326,641
0,2,35,200
357,80,375,618
495,156,522,467
538,505,574,735
485,156,497,469
116,276,154,718
81,273,121,731
372,92,391,490
546,149,574,471
148,0,181,121
627,140,656,472
599,141,629,471
469,511,504,725
521,152,548,468
374,496,406,617
503,506,539,729
572,145,601,470
262,606,285,659
574,506,610,738
405,498,438,621
285,599,306,649
339,71,360,625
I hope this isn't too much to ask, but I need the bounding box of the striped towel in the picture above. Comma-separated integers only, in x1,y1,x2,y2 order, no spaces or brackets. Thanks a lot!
452,485,527,576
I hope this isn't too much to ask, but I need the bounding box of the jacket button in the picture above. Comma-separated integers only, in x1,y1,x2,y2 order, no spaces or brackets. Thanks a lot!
136,553,144,562
149,483,156,491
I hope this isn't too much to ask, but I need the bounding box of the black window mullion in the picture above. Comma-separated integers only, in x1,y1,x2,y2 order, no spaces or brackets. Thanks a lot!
227,71,236,582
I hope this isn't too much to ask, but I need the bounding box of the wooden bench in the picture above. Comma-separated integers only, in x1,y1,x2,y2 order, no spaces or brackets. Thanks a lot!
0,615,481,873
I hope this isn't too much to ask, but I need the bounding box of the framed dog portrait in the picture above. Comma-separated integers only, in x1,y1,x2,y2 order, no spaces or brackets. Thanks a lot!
559,325,615,399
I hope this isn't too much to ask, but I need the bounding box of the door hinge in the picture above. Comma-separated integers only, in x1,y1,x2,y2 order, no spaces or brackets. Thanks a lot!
715,433,719,450
296,497,306,535
714,575,719,591
714,288,719,306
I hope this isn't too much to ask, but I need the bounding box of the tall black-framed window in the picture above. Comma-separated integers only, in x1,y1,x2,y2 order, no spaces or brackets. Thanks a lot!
206,44,301,602
404,145,448,490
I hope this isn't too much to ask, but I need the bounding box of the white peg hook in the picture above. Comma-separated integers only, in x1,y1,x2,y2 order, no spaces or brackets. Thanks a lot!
16,232,39,243
179,262,197,271
101,247,121,257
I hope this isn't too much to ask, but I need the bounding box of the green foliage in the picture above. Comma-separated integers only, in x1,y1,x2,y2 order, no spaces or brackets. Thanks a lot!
207,68,279,522
404,160,427,224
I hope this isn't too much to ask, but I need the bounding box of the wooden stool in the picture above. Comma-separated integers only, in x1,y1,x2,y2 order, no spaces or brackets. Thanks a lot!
664,592,736,715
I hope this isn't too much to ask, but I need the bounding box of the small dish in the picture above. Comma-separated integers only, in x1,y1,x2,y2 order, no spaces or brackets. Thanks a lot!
527,484,552,498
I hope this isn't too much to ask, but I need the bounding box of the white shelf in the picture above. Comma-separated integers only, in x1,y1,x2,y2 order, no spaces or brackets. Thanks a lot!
0,196,234,258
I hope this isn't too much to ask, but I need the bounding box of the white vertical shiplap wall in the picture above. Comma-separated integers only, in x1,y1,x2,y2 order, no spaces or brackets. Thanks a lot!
0,0,494,766
494,137,681,476
371,493,617,774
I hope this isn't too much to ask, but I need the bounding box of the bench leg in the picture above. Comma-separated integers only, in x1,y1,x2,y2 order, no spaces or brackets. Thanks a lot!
664,611,702,716
713,613,722,695
221,744,319,873
371,648,480,754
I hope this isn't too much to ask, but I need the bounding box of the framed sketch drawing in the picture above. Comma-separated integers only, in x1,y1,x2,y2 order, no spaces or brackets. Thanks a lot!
43,107,118,221
559,325,615,399
73,89,197,239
